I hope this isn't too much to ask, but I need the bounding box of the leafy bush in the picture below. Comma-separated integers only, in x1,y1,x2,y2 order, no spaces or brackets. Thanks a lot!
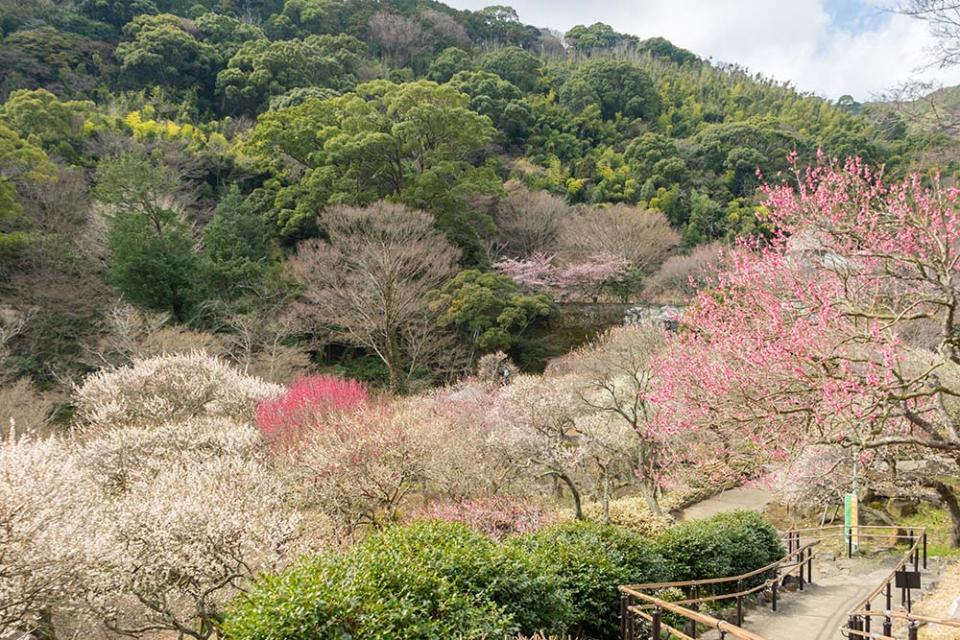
224,521,572,640
654,511,784,589
508,520,667,640
577,496,674,536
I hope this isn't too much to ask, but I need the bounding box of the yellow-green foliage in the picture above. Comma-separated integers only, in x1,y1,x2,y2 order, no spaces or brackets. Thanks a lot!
123,110,206,143
559,496,674,536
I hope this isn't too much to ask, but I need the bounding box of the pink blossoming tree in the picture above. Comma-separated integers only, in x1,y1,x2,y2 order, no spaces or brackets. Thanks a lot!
255,374,368,444
657,154,960,544
494,252,631,301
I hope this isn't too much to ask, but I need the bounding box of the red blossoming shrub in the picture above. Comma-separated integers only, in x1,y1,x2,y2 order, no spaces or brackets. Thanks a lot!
255,375,367,443
408,497,551,540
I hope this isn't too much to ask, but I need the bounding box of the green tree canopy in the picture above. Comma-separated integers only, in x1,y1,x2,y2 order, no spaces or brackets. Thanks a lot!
0,27,115,101
115,14,219,95
427,46,474,83
202,186,274,297
245,79,499,257
195,12,265,60
0,89,94,163
561,59,661,121
0,122,54,259
564,22,638,55
94,153,202,321
448,69,531,143
428,269,556,353
77,0,157,27
216,33,365,115
480,45,541,92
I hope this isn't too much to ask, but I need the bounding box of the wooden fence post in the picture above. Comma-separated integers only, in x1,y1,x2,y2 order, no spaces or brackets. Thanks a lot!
908,620,919,640
620,592,628,640
771,574,778,612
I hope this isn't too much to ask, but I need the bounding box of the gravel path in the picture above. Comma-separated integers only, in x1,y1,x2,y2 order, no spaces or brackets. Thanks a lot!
677,486,774,521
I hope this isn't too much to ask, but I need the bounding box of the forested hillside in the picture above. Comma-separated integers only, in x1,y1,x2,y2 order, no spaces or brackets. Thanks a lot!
0,0,944,395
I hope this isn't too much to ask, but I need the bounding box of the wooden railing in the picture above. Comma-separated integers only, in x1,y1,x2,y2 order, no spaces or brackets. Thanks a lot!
619,533,816,639
836,526,960,640
620,524,960,640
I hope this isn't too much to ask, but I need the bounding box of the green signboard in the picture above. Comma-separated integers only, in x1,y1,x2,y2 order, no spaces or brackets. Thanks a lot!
844,492,859,553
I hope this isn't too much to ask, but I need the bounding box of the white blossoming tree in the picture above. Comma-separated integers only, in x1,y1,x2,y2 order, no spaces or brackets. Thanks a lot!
63,353,299,639
84,458,301,640
0,437,99,638
74,351,282,430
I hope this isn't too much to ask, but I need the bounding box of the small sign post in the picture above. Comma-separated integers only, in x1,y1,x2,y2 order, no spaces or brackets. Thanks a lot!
895,570,921,612
844,492,859,556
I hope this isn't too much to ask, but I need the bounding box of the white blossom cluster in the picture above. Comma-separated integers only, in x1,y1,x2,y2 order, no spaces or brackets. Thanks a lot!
74,352,282,430
1,353,298,640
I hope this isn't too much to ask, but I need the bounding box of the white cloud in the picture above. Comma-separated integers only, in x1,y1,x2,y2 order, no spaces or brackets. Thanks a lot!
444,0,960,100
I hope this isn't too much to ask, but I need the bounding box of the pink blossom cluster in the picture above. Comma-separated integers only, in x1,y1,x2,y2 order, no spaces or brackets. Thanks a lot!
653,152,960,467
255,374,368,443
408,496,551,540
494,252,631,299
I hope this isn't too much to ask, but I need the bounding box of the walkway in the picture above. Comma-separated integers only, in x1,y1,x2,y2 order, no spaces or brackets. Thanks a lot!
735,557,892,640
675,490,949,640
678,486,774,521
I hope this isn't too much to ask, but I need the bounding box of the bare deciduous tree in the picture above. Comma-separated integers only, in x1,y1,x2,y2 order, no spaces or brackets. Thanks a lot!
898,1,960,67
368,12,426,67
558,204,680,275
420,9,471,50
872,79,960,141
644,241,723,303
0,306,32,378
286,202,461,391
494,182,575,258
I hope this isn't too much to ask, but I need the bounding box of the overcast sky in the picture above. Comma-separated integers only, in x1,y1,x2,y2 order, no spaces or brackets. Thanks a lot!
444,0,960,101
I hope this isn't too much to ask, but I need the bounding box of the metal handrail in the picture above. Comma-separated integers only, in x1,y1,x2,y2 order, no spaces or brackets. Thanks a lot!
620,524,958,640
847,527,925,615
837,525,960,640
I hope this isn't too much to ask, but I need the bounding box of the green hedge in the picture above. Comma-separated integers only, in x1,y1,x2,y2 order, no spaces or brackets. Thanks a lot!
654,511,784,590
223,521,570,640
508,520,667,640
224,512,784,640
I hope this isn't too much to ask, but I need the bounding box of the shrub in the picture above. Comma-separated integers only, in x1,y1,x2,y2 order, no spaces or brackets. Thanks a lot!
74,352,282,429
225,521,572,640
255,374,368,443
654,511,784,590
578,496,674,537
508,520,668,640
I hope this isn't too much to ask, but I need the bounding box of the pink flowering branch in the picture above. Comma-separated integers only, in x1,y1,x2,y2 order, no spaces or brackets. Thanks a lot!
494,252,631,300
653,153,960,543
256,375,368,444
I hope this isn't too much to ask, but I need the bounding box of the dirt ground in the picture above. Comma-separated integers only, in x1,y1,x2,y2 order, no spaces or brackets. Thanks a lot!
917,560,960,640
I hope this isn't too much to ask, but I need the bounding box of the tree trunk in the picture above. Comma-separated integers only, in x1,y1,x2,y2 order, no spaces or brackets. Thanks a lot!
602,471,611,524
33,607,55,640
641,478,662,517
556,471,583,520
928,478,960,547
